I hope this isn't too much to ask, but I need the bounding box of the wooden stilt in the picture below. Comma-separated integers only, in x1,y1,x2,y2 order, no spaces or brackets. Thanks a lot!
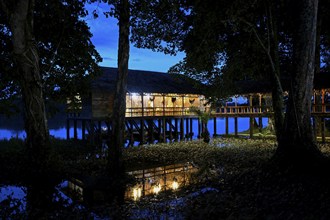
169,119,173,142
234,117,238,137
130,120,134,146
189,118,193,139
66,119,70,140
74,119,78,140
140,119,145,145
149,120,154,144
185,118,189,140
225,117,229,135
258,117,263,131
163,118,166,142
198,119,201,139
90,120,95,144
174,118,178,142
249,117,254,138
213,117,217,137
82,119,86,140
322,117,326,143
180,118,184,141
157,119,161,142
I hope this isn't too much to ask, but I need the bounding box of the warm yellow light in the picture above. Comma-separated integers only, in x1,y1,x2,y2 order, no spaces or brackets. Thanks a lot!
133,187,142,201
172,180,179,190
131,93,139,98
153,184,161,194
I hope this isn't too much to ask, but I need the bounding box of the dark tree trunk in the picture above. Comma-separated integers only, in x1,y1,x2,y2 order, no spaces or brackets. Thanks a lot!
107,0,130,204
275,0,323,167
262,2,285,142
1,1,53,218
1,0,50,167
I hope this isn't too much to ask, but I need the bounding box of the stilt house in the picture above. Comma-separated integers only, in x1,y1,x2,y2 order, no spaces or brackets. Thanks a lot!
91,67,208,119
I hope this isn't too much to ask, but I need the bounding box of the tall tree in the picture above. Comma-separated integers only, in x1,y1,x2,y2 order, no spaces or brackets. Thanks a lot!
107,0,130,203
0,0,50,169
0,0,102,112
275,0,323,166
129,0,329,167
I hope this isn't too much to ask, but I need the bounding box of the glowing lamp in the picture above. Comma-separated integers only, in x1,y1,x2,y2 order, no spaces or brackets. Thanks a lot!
133,187,142,201
153,184,161,195
172,177,179,190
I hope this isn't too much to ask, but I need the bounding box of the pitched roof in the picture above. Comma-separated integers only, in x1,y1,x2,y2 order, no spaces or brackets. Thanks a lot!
92,67,201,94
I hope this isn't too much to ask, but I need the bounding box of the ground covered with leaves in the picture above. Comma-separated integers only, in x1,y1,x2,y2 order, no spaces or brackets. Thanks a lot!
123,138,330,219
1,137,330,219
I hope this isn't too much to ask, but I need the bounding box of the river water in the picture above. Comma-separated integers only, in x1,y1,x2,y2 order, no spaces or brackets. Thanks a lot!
0,112,268,140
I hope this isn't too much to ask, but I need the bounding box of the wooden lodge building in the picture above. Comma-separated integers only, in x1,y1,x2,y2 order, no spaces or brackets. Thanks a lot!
67,67,210,144
92,67,208,118
67,67,330,144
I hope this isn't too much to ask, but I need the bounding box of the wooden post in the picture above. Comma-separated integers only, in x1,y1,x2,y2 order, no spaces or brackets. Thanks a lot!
180,118,184,141
163,118,166,142
225,117,229,135
213,117,217,137
189,118,193,139
74,119,78,140
90,120,94,144
174,118,178,142
258,93,262,113
249,117,254,138
149,119,154,144
82,119,86,140
185,118,189,140
66,118,70,140
198,119,201,138
98,121,102,132
322,89,325,113
321,117,326,143
169,119,173,142
249,95,253,113
140,119,145,145
258,117,263,131
234,117,238,137
141,93,144,117
130,120,134,146
158,119,162,142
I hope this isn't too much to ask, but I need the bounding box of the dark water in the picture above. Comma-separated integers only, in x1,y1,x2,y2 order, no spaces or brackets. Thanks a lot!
0,112,268,140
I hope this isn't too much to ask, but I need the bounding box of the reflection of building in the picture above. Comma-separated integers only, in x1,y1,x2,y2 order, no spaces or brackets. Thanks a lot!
66,162,198,204
92,67,208,118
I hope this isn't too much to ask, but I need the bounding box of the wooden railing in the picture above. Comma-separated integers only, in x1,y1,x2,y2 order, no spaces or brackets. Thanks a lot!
124,104,330,117
125,107,192,117
213,106,273,114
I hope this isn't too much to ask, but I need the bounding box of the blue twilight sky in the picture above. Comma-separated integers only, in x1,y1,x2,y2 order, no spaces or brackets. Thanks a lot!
84,2,185,73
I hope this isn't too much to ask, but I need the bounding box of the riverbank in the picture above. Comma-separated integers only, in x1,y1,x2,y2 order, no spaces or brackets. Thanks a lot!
1,137,330,218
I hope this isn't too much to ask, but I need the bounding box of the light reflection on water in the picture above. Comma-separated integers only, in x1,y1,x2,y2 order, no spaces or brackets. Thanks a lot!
0,118,268,140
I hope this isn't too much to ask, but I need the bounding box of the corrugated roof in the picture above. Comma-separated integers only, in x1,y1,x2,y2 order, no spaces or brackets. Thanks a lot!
92,67,201,94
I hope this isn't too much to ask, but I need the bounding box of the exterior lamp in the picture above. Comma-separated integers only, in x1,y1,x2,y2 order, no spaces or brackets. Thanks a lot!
153,183,161,195
133,187,142,201
172,177,179,190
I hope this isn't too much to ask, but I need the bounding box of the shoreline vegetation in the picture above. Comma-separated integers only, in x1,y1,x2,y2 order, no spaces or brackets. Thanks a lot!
1,136,330,218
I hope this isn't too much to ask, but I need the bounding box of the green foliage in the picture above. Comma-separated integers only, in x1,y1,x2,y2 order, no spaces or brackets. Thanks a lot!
0,0,102,112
